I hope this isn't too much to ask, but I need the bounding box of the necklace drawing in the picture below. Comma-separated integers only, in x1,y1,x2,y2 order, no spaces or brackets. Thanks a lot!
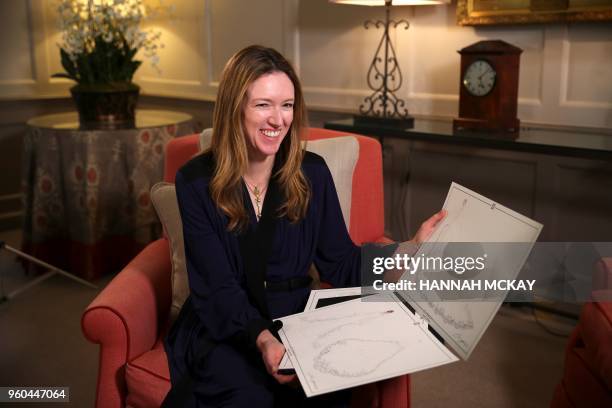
299,309,396,348
313,338,405,378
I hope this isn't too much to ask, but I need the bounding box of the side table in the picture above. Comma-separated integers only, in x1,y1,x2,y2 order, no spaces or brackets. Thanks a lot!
22,110,199,280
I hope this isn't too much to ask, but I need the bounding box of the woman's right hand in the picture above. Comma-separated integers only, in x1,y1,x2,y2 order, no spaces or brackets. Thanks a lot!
411,209,447,244
256,330,297,384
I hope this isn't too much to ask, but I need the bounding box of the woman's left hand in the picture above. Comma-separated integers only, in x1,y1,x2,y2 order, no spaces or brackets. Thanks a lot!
411,209,446,244
256,330,297,384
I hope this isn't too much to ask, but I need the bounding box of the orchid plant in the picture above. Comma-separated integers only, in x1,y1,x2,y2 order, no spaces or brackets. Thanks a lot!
53,0,165,88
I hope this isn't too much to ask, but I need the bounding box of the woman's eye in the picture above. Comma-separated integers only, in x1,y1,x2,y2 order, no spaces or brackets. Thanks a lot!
255,103,268,108
283,103,294,109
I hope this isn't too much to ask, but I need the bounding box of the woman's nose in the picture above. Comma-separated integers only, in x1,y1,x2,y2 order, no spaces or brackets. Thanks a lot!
268,108,283,127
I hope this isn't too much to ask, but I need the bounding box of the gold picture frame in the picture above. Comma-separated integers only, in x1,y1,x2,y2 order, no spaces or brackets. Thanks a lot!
457,0,612,25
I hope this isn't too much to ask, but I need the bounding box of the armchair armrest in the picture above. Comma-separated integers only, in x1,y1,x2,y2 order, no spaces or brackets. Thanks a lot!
594,257,612,291
81,238,172,407
375,236,395,245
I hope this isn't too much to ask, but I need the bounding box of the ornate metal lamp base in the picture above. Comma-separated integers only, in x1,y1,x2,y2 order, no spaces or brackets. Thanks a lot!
358,0,412,126
354,114,414,129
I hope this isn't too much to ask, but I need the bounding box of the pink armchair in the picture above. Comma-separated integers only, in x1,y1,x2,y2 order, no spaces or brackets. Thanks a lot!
82,128,410,407
550,259,612,408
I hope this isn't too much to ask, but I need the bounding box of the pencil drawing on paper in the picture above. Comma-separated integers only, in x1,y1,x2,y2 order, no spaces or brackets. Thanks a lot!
279,293,459,397
314,338,405,378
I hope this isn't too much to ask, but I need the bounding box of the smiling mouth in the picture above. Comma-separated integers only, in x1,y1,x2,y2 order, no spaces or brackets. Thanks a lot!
261,129,282,138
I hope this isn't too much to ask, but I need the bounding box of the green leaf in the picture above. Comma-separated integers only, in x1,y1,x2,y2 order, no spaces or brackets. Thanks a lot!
76,53,95,84
58,48,78,81
126,46,138,60
51,73,77,80
125,60,141,82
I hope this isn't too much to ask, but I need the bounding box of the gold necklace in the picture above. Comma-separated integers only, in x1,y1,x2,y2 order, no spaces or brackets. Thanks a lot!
245,181,267,219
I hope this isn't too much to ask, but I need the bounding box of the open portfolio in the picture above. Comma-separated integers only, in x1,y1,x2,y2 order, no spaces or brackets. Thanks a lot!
277,183,543,397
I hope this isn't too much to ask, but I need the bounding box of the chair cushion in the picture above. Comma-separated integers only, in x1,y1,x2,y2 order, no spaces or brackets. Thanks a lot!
150,182,188,322
304,136,359,230
153,134,361,321
125,339,170,408
199,128,212,151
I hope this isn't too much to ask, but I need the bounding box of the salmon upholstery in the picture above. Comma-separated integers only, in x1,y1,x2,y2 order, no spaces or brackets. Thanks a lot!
82,128,409,407
550,258,612,408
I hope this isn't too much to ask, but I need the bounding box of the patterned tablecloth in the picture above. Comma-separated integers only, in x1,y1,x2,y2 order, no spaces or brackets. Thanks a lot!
22,110,199,280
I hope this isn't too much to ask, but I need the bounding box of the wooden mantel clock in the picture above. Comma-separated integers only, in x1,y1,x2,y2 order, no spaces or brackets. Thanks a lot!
453,40,522,134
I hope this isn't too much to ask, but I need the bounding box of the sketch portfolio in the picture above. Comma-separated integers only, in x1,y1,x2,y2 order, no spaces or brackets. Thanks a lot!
278,183,543,397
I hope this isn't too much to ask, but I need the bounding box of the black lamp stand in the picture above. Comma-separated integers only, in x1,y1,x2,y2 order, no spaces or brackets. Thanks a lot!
356,0,414,129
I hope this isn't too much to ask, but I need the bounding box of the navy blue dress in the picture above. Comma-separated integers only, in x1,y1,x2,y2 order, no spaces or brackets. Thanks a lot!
164,150,361,407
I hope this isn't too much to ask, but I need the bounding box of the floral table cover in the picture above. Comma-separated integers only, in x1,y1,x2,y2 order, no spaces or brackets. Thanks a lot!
22,112,198,280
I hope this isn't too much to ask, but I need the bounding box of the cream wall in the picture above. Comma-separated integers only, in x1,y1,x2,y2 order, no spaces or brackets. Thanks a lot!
2,0,611,129
297,1,612,129
0,0,611,237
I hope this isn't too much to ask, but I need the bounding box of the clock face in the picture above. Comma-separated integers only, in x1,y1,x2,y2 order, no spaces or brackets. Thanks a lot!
463,60,496,97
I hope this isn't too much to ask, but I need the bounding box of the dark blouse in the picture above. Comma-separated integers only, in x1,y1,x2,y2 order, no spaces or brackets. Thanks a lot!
164,150,361,381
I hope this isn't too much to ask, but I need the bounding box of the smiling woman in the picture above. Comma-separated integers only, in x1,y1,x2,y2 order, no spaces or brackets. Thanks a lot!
163,45,349,407
162,45,444,407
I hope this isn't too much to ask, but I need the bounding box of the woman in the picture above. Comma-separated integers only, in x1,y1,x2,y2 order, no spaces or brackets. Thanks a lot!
164,45,445,407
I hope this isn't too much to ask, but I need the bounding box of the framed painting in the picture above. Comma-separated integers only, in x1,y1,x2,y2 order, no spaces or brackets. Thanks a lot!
457,0,612,25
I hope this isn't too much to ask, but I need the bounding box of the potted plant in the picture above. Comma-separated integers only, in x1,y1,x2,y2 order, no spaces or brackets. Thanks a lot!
53,0,163,129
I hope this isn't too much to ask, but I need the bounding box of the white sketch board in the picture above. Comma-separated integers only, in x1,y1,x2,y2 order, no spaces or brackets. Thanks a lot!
278,292,458,397
396,182,543,360
278,183,543,393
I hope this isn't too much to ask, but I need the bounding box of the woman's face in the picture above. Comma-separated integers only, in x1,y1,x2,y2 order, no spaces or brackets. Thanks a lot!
243,71,295,161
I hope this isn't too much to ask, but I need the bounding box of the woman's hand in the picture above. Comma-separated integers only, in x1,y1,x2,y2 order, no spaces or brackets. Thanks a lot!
411,209,447,244
256,330,297,384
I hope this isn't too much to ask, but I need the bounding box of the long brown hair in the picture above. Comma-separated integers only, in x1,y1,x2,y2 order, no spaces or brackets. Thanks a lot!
209,45,310,231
